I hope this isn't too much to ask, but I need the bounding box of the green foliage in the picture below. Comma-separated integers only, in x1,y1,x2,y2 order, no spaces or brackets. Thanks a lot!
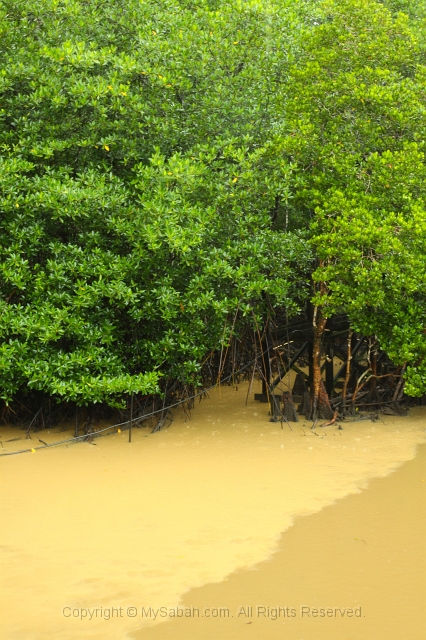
3,0,426,407
279,0,426,394
0,0,310,406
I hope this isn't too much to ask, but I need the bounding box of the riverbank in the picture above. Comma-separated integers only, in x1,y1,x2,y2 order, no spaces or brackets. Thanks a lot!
132,443,426,640
1,381,425,639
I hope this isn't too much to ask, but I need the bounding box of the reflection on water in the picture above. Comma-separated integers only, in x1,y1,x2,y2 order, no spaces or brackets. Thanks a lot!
1,380,425,640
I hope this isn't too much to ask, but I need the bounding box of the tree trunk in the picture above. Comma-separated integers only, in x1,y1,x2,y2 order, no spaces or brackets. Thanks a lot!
261,337,271,400
392,362,407,403
370,350,377,398
310,310,327,421
342,330,353,415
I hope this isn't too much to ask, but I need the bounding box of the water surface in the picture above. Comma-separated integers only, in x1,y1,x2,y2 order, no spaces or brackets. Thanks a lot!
1,381,425,639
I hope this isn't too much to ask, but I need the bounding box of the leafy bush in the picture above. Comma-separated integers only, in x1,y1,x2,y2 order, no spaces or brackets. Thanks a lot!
0,0,310,405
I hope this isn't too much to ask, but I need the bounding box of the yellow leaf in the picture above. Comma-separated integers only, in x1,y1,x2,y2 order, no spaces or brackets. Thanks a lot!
232,177,238,183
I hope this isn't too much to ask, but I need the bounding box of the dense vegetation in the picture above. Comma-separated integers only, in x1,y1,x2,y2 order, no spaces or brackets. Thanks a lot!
1,0,425,414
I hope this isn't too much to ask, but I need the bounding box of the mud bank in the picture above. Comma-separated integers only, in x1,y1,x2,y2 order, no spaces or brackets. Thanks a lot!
1,381,425,639
132,443,426,640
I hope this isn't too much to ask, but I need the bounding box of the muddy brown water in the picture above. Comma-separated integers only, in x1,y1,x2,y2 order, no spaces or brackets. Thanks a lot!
1,380,425,640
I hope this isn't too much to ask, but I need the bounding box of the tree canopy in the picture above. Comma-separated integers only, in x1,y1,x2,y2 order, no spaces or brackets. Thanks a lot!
0,0,310,406
278,0,426,398
1,0,426,410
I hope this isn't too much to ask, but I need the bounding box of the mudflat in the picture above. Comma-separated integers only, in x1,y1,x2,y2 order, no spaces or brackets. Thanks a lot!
1,381,425,640
133,443,426,640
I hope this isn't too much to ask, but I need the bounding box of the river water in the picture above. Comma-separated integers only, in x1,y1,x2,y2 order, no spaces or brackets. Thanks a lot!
1,380,425,639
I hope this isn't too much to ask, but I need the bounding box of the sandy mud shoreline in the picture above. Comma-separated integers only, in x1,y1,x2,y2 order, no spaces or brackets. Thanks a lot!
133,442,426,640
1,381,425,639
